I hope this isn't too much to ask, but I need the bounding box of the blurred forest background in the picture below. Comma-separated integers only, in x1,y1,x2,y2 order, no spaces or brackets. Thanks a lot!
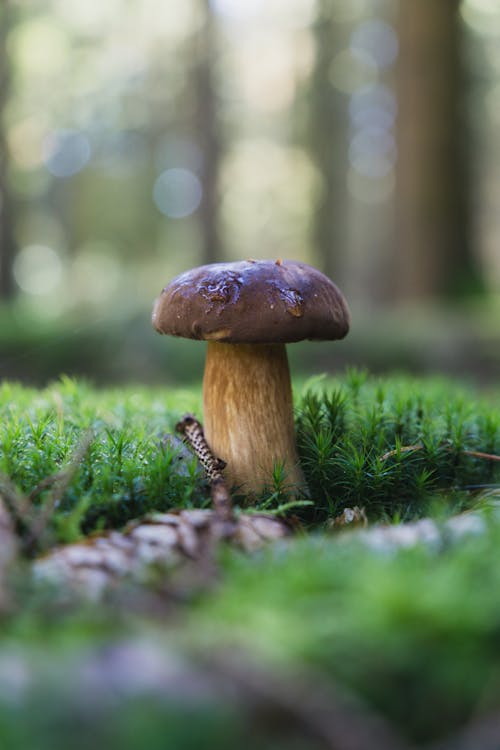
0,0,498,385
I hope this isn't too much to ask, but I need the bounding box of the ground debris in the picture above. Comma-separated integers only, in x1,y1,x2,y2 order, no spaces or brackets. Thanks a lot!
329,505,368,530
351,508,490,553
33,508,291,599
17,418,288,600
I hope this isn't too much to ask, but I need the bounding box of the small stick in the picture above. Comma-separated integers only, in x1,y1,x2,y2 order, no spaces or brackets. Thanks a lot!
462,449,500,463
380,444,423,462
176,414,234,523
380,443,500,464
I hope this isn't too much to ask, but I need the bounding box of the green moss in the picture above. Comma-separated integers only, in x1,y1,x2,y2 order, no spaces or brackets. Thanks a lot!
0,371,499,745
0,372,498,553
0,377,204,551
296,369,500,521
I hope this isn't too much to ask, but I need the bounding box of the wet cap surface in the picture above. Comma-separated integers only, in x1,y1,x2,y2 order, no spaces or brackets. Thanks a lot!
152,259,350,344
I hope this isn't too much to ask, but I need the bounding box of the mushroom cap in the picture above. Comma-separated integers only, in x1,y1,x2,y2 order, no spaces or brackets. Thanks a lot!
152,259,350,344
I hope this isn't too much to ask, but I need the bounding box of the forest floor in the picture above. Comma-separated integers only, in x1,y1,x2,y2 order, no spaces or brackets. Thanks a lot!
0,372,499,749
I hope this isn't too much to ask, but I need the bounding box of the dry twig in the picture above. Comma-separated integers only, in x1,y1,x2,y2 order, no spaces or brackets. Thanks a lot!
380,442,500,463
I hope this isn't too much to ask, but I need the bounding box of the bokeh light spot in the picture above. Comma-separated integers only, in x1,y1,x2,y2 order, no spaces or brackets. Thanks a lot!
43,130,91,178
350,20,398,69
9,19,69,78
210,0,268,21
461,0,500,35
210,0,316,27
349,84,397,131
349,127,397,178
13,245,63,295
153,169,203,219
8,117,46,170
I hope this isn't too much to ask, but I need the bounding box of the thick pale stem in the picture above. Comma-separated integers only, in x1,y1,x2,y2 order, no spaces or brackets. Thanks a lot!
202,342,305,496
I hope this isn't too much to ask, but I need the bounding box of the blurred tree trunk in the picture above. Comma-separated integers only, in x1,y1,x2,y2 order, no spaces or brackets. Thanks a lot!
0,1,16,299
394,0,483,301
307,1,348,281
193,0,221,265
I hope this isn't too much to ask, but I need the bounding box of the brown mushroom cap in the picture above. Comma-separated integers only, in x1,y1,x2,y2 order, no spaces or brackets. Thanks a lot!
152,259,350,344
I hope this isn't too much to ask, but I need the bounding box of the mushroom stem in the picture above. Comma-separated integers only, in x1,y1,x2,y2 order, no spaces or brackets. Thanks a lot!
202,342,306,497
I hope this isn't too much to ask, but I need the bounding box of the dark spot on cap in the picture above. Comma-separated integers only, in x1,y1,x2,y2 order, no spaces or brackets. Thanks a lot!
198,272,242,309
280,288,304,317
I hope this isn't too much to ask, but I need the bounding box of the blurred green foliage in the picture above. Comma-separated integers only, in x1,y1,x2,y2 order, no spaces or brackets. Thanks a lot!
2,495,500,745
193,511,500,743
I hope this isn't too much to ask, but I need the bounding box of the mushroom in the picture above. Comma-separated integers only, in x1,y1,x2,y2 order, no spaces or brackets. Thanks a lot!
152,259,350,496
